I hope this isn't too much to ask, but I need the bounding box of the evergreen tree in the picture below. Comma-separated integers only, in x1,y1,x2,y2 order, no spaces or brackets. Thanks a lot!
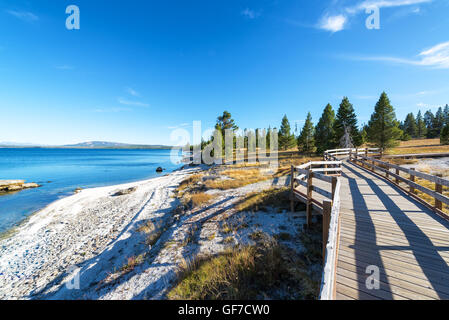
335,97,362,147
366,92,402,150
434,107,445,136
215,111,238,132
444,104,449,126
266,126,272,149
403,113,417,138
278,115,296,150
441,125,449,145
416,110,427,138
424,110,437,138
297,112,315,155
314,103,336,154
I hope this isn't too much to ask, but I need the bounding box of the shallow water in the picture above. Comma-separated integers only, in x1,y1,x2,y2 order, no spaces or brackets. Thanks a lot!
0,148,183,232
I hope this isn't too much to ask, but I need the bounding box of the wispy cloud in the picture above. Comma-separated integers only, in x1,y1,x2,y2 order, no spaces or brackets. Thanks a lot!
343,41,449,69
118,98,149,107
126,87,140,97
318,15,347,33
6,10,39,22
317,0,433,32
94,107,131,113
55,65,74,70
241,8,260,19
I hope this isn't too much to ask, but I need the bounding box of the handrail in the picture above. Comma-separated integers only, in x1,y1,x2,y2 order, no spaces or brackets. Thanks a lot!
319,178,341,300
350,153,449,214
290,158,343,300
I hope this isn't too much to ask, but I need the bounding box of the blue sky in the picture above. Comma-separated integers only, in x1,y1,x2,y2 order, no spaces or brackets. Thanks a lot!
1,0,448,145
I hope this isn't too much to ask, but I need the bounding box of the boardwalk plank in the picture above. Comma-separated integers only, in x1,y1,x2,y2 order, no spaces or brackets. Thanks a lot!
333,161,449,300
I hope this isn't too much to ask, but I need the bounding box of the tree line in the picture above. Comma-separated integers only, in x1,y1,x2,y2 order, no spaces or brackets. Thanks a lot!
191,93,449,156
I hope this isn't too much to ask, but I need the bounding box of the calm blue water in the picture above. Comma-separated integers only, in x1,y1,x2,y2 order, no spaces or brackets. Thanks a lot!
0,148,183,233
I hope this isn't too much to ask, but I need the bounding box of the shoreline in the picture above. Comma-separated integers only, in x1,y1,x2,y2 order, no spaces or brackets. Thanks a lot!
0,164,186,241
0,164,196,299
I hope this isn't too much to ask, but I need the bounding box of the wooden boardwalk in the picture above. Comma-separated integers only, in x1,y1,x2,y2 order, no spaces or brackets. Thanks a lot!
334,161,449,300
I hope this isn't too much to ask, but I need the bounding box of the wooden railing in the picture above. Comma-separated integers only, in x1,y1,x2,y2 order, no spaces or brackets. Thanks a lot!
350,153,449,216
324,147,381,161
290,160,342,300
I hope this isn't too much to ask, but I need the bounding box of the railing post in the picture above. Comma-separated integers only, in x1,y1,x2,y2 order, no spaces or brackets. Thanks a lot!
349,148,352,160
322,200,332,264
395,168,400,184
355,148,358,163
306,170,313,228
331,176,337,199
290,165,295,213
436,174,443,211
410,168,416,194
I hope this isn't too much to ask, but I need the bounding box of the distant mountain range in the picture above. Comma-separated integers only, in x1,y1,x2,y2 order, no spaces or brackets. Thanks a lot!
0,141,173,149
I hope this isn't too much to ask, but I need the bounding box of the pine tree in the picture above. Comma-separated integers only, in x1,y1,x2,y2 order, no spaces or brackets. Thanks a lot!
366,92,402,150
266,126,272,149
297,112,315,155
314,103,336,154
441,125,449,145
416,110,427,138
424,110,437,138
335,97,362,147
444,104,449,126
278,115,296,150
403,113,417,138
435,107,445,136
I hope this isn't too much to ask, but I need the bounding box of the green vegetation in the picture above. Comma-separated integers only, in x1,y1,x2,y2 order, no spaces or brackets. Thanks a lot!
366,92,402,150
441,125,449,145
278,115,297,151
335,97,362,147
297,112,316,155
314,104,336,155
167,239,321,300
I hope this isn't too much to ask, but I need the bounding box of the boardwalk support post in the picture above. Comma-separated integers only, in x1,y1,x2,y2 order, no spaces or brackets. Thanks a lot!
436,174,443,211
410,168,416,194
306,171,313,228
322,200,332,264
290,165,295,213
331,176,337,199
395,168,400,184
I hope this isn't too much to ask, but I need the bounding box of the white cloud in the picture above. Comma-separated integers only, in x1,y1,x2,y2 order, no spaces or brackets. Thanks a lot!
318,15,347,32
126,87,140,97
118,98,149,107
6,10,39,22
241,8,260,19
347,41,449,69
347,0,432,13
318,0,433,32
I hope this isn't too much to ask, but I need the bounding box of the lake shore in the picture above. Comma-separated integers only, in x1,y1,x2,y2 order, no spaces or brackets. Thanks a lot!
0,165,197,299
0,161,309,300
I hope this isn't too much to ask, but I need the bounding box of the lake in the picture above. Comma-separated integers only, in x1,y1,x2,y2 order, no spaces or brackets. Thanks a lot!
0,148,183,233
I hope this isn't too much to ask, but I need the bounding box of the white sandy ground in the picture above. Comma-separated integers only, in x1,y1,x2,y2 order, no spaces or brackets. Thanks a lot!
0,165,305,300
402,157,449,176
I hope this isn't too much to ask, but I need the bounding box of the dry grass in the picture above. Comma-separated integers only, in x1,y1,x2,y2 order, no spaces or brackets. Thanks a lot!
178,174,203,192
120,254,144,275
190,193,214,207
236,188,292,213
167,239,321,300
205,169,269,190
412,178,449,214
387,138,449,155
388,158,419,165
